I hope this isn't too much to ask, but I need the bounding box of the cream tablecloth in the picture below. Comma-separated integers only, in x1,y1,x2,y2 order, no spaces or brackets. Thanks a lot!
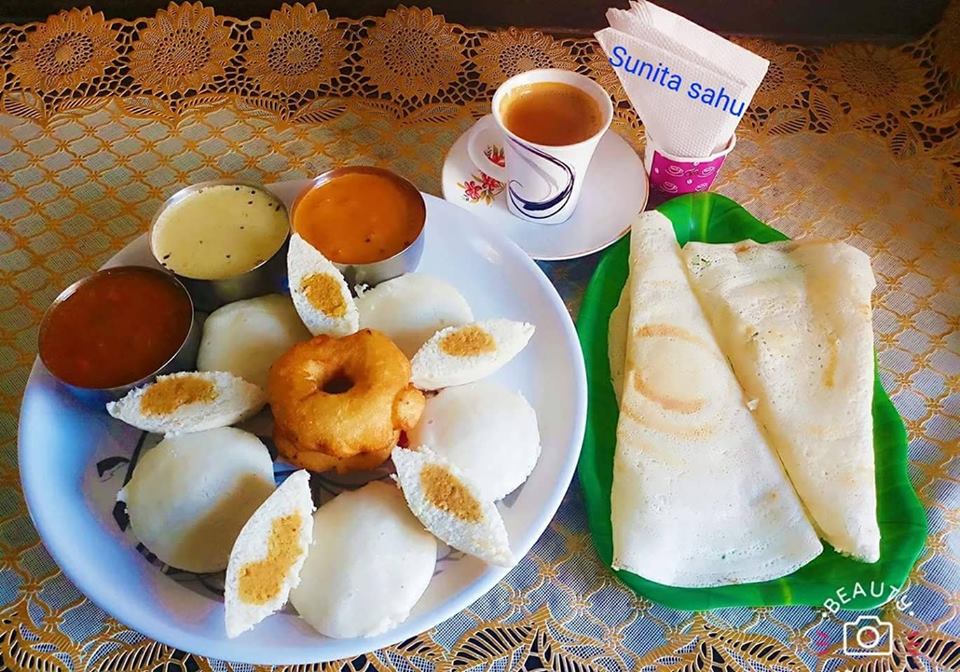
0,3,957,670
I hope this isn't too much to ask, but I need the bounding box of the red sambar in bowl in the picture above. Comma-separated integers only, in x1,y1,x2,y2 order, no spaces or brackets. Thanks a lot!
38,266,194,392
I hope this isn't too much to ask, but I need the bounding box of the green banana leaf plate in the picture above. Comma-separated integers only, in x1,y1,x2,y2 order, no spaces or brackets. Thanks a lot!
576,192,926,611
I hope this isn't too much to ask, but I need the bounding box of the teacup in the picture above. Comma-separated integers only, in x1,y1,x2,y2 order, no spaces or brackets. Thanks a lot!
467,69,613,225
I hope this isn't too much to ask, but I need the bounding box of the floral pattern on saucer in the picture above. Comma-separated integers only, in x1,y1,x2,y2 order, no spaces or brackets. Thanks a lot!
457,145,505,204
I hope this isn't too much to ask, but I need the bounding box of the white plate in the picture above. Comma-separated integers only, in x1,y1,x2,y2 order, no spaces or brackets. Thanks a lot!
18,183,587,665
441,115,648,261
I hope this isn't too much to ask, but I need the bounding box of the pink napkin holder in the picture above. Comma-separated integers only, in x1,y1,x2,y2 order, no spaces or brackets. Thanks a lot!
643,134,736,204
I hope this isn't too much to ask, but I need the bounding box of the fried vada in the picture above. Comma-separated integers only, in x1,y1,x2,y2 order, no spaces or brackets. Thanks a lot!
268,329,424,473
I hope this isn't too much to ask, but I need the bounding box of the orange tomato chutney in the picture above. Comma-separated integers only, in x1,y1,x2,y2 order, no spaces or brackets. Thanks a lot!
292,172,425,264
39,267,193,389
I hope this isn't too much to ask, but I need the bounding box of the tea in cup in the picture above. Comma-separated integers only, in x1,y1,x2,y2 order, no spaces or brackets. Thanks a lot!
467,69,613,224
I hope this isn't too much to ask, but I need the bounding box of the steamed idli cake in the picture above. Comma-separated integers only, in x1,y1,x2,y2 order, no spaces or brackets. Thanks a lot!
290,481,436,639
610,212,822,587
197,294,310,388
682,238,880,561
288,233,359,337
393,447,513,567
225,470,314,638
106,371,266,435
410,319,534,390
356,273,474,357
118,427,275,573
407,381,540,500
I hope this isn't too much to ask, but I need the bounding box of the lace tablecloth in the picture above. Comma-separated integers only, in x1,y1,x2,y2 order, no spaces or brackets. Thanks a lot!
1,3,958,670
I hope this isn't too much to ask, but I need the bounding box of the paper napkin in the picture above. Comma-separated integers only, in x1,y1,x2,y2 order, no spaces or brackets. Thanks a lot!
596,1,769,157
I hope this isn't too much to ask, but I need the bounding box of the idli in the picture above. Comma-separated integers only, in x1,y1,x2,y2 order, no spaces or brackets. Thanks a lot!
410,319,534,390
356,273,473,357
119,427,275,573
106,371,266,435
197,294,311,388
225,470,314,638
407,381,539,500
288,233,359,337
392,447,513,567
290,481,436,638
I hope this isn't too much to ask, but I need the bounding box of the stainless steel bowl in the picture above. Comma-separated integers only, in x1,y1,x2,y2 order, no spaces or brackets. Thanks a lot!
148,179,290,312
290,166,426,287
38,266,201,403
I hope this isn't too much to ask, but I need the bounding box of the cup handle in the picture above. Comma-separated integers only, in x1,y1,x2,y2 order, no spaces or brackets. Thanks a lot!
467,116,508,182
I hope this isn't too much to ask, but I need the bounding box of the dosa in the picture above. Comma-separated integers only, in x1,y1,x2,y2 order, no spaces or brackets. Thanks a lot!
682,238,880,561
610,212,822,586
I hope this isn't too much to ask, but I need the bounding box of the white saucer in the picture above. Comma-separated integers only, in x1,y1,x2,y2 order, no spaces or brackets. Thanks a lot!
441,115,648,261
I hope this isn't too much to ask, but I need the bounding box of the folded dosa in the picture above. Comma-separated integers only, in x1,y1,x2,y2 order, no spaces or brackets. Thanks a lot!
611,213,822,586
682,239,880,561
608,277,630,404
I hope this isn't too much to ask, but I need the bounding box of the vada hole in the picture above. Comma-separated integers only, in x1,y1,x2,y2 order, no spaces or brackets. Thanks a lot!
322,373,355,394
